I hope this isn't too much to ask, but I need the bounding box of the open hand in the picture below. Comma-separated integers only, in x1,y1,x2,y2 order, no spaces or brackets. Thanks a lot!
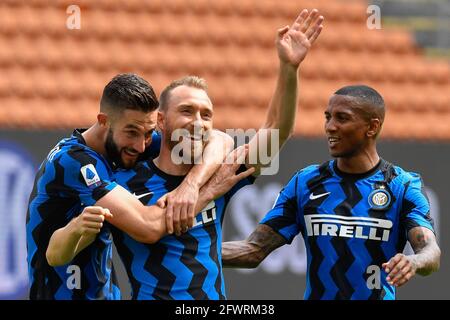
276,9,324,67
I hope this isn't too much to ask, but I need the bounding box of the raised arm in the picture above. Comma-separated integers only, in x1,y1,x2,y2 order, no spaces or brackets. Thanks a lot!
247,9,324,174
382,227,440,287
222,224,286,268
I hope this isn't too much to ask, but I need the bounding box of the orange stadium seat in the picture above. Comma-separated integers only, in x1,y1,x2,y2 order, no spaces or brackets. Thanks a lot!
253,0,279,18
1,0,449,139
210,0,234,17
189,0,213,16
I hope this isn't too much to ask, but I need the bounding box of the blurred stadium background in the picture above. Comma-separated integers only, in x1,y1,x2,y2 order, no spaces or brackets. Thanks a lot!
0,0,448,299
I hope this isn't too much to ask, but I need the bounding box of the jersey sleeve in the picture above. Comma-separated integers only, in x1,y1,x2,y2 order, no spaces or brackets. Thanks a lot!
399,173,434,233
60,148,118,206
260,172,301,244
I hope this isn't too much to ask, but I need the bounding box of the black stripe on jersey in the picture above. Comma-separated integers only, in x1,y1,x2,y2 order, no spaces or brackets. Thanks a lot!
143,243,176,300
204,224,225,299
330,179,360,299
126,164,155,205
306,237,325,300
380,160,397,184
179,233,209,299
111,228,142,299
306,162,332,206
72,244,101,300
364,209,388,300
364,236,388,300
397,181,412,252
26,164,46,224
263,194,299,238
334,179,362,217
364,167,396,300
66,147,114,299
330,237,355,300
29,160,78,299
304,162,332,300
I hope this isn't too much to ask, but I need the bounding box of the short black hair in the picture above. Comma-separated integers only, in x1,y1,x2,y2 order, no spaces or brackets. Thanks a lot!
334,85,385,122
100,73,159,114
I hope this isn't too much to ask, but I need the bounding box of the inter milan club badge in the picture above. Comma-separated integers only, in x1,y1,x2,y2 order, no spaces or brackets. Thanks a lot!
368,185,391,210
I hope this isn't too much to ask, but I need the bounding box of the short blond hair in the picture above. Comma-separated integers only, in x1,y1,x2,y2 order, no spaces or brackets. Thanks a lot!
159,76,208,111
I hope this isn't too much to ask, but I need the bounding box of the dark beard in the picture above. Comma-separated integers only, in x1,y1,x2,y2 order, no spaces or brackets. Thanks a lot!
104,129,125,168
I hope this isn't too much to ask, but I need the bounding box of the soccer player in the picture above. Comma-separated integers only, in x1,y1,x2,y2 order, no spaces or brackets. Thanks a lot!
221,85,441,300
110,9,324,299
27,73,233,300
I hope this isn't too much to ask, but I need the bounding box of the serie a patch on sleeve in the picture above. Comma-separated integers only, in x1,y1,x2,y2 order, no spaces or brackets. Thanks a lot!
80,164,102,189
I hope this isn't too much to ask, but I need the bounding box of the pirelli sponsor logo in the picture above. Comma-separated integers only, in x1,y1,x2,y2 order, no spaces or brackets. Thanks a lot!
304,214,393,242
193,200,217,228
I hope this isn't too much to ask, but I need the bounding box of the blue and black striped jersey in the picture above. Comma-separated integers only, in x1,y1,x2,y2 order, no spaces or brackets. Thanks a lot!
26,129,120,300
261,159,434,300
113,160,255,300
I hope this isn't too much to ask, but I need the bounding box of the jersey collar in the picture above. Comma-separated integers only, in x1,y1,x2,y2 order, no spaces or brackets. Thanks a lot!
332,158,384,180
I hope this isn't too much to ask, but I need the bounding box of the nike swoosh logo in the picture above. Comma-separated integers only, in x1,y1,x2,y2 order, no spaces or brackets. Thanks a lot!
132,192,153,200
309,192,330,200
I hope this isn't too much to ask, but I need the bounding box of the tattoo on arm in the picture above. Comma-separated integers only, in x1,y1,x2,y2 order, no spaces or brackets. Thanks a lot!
222,224,286,268
408,226,441,276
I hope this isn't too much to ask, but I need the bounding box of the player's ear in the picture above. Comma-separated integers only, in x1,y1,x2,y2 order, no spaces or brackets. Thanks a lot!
157,111,165,131
97,113,108,128
367,118,381,138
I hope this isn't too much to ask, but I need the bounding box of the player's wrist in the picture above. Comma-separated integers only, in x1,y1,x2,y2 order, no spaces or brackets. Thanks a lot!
199,186,215,205
183,174,202,190
69,216,84,237
408,255,420,272
279,60,299,72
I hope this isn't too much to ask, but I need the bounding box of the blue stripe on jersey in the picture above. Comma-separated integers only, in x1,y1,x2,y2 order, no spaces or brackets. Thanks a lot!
112,160,254,300
26,129,120,300
166,238,196,299
261,159,434,300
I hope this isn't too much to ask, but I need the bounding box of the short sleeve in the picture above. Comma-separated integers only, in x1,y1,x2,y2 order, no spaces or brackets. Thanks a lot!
61,148,117,206
260,172,301,244
400,173,434,233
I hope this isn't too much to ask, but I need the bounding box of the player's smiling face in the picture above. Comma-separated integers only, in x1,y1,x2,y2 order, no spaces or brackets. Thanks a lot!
324,94,371,158
159,85,213,160
105,109,156,169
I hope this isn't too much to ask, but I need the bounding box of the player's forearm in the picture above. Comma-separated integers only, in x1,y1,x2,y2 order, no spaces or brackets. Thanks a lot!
185,130,234,189
46,220,84,266
264,62,298,143
246,63,298,172
133,205,168,243
223,224,286,268
194,186,216,213
222,241,265,268
410,242,441,276
408,227,441,276
97,187,168,243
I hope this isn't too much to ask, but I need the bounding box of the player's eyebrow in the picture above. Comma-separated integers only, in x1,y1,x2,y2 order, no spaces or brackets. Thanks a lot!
177,103,194,109
124,124,143,131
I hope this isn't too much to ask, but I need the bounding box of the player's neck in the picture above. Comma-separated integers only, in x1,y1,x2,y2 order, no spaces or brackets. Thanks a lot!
81,124,107,157
153,144,193,176
336,149,380,174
